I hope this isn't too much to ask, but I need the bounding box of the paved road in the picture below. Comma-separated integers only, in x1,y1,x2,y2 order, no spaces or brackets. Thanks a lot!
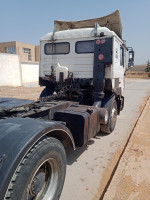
60,79,150,200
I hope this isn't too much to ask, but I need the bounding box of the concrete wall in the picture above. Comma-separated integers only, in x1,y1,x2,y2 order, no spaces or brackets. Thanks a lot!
0,53,39,87
126,71,150,78
21,62,39,86
0,53,22,86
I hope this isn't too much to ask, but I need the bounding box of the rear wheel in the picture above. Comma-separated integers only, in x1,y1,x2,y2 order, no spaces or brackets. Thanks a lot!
5,137,66,200
101,95,117,134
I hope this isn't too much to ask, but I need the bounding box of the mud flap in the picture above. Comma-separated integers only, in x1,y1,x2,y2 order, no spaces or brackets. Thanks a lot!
93,37,113,105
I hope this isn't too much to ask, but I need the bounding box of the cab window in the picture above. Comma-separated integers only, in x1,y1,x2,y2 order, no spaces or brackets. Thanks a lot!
75,40,94,54
120,46,124,66
44,42,70,55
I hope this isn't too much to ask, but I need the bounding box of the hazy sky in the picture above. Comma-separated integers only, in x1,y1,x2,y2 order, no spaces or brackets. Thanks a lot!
0,0,149,65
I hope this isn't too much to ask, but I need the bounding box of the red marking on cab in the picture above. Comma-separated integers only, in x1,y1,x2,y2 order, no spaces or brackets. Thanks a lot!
100,38,106,44
98,54,104,61
96,40,100,45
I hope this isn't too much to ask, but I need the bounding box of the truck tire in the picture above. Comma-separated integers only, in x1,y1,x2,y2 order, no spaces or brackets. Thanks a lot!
101,95,117,134
5,137,66,200
40,86,55,97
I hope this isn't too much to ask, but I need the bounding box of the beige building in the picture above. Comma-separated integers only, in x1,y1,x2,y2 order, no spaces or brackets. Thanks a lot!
0,41,39,62
35,45,40,62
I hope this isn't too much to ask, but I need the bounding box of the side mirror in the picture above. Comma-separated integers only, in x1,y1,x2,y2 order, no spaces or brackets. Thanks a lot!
128,47,134,68
129,50,134,63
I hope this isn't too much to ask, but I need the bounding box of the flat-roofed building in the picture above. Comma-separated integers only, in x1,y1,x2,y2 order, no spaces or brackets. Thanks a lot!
0,41,39,62
35,45,40,62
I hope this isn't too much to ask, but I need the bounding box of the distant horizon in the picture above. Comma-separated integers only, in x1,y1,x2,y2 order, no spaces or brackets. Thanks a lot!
0,0,150,65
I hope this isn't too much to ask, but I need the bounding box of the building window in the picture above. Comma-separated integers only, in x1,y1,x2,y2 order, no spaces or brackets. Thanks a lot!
22,48,31,61
44,42,70,55
6,47,16,54
22,48,31,54
75,40,94,54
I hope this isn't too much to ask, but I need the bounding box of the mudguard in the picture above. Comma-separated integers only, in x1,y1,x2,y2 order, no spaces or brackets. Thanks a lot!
0,117,75,199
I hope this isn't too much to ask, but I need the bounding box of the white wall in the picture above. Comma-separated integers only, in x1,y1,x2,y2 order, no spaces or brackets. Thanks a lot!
21,62,39,86
0,53,22,86
0,53,39,87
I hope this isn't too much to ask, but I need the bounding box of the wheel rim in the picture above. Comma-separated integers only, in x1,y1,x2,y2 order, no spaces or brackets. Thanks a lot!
110,105,117,128
27,158,59,200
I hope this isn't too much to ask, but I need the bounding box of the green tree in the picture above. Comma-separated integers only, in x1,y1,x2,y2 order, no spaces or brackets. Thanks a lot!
145,60,150,72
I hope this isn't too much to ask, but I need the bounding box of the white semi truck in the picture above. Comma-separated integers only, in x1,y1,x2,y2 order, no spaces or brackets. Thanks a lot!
0,10,134,200
39,10,134,133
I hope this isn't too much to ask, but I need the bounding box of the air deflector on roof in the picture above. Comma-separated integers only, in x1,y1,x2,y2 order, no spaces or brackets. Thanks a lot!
54,10,122,39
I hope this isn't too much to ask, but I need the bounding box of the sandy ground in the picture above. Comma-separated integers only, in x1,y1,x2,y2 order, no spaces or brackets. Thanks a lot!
0,86,44,100
103,96,150,200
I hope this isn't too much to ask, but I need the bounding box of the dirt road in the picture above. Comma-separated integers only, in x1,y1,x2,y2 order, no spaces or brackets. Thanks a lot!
0,79,150,200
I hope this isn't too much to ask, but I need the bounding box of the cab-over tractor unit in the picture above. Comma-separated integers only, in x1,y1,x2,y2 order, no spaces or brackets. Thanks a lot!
0,10,134,200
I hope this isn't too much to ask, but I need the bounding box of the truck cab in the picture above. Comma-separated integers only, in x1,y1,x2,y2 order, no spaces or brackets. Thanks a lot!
39,25,127,98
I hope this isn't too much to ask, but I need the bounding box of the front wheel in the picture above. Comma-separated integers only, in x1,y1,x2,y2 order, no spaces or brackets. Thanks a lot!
101,96,117,134
5,137,66,200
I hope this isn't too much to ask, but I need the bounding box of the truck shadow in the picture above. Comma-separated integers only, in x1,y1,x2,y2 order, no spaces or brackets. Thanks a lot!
66,145,88,165
66,139,95,165
97,131,109,137
66,131,108,165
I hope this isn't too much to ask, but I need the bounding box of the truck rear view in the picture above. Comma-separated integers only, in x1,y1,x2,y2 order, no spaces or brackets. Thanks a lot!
0,10,134,200
39,10,134,133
